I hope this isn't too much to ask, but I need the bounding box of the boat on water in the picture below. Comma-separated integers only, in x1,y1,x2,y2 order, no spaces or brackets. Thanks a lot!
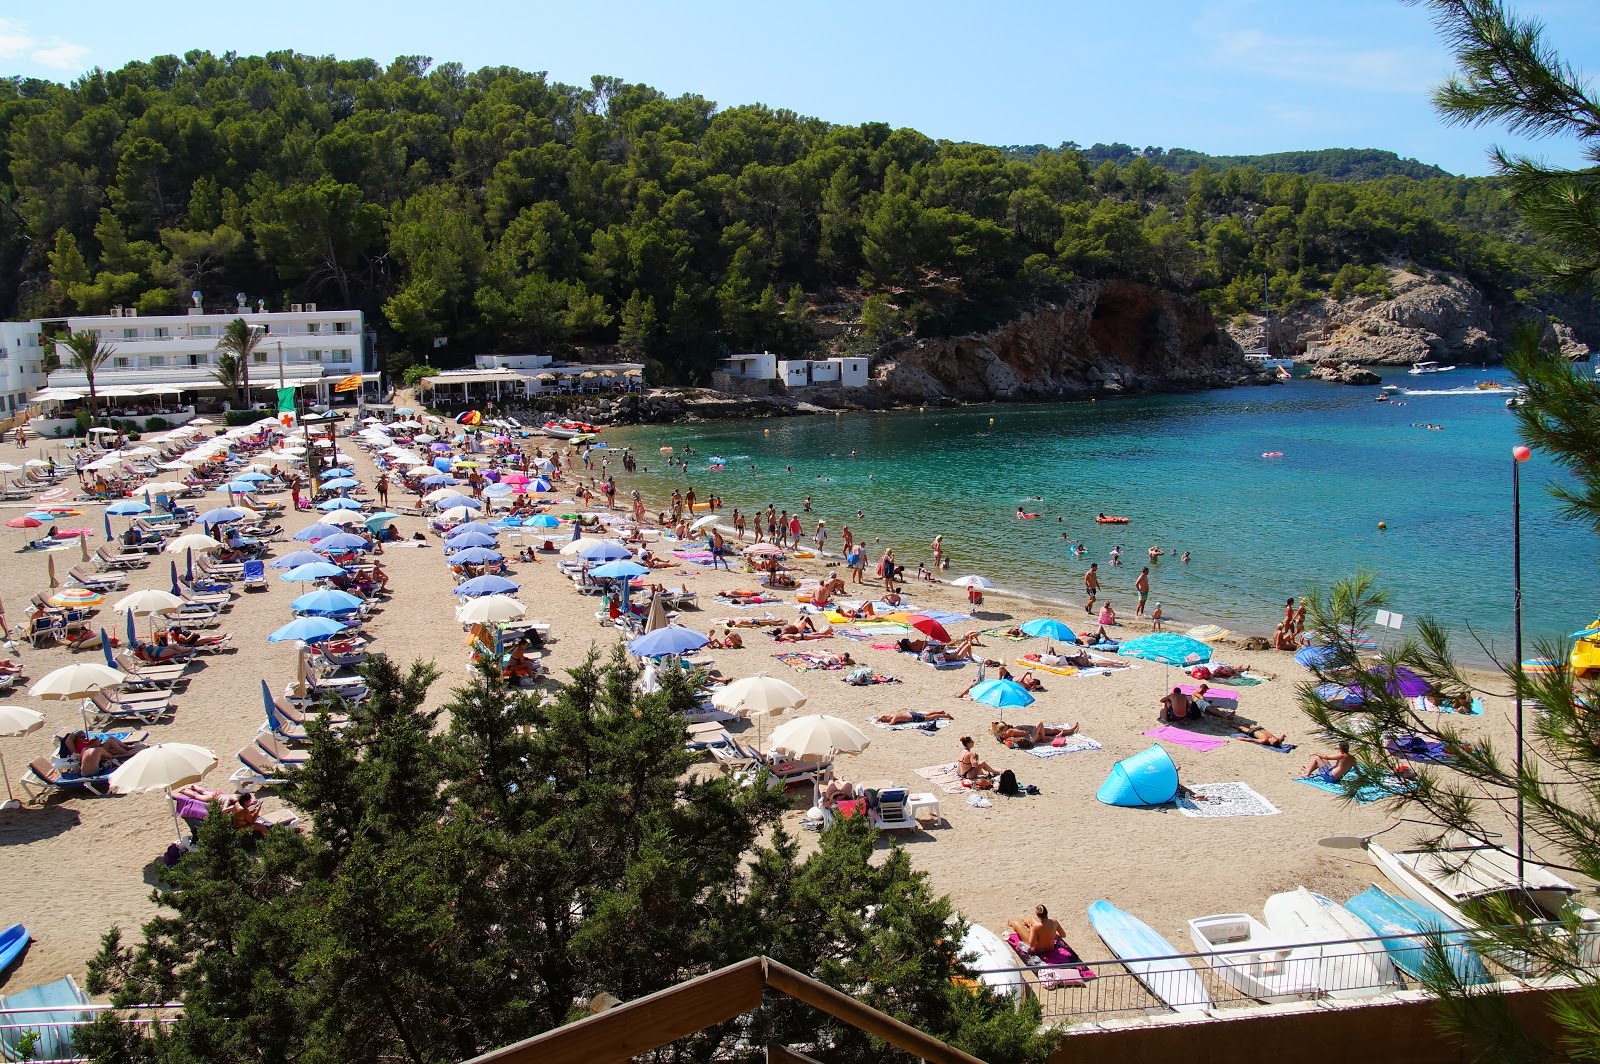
1344,884,1492,985
1187,913,1326,1003
1088,900,1211,1013
1366,837,1600,970
1507,387,1529,408
1409,361,1457,375
1261,887,1401,998
540,419,599,440
1244,348,1296,372
1095,515,1131,525
1476,380,1505,391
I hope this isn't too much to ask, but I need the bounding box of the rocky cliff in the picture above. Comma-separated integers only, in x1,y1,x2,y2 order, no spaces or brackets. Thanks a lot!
875,281,1263,402
1228,268,1598,366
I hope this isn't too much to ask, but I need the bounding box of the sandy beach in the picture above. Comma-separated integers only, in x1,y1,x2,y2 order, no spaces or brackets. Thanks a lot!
0,423,1520,1009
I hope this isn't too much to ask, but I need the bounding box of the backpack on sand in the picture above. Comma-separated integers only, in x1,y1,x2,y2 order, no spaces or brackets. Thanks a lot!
996,768,1021,796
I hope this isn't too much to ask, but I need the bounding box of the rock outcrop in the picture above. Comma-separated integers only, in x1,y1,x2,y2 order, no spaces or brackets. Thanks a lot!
875,281,1264,402
1308,360,1382,386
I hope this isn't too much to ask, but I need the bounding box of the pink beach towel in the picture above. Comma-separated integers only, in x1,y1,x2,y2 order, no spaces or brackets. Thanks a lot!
1005,932,1096,987
1178,684,1240,706
1143,726,1228,752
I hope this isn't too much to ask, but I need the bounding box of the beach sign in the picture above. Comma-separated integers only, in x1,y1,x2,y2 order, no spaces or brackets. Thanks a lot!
1375,610,1403,630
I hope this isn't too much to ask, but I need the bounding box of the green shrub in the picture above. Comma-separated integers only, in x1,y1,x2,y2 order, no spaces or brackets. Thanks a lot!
223,409,259,427
145,416,170,431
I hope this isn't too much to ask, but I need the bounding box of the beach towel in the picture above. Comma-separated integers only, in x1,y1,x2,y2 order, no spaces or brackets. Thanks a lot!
1296,772,1413,804
839,623,911,641
671,550,716,566
1385,734,1454,763
1232,735,1298,754
901,651,965,669
772,652,848,672
869,716,949,732
1176,781,1281,818
1178,684,1240,707
982,626,1031,641
844,673,902,686
1020,734,1103,758
1006,933,1097,987
869,642,901,650
1413,694,1484,716
1143,726,1228,752
1016,658,1078,677
915,763,969,794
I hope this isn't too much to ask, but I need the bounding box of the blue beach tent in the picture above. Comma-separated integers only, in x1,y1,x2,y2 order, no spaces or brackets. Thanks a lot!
1096,744,1180,807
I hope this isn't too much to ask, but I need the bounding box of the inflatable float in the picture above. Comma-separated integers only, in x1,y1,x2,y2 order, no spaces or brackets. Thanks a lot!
1095,515,1130,525
1262,452,1284,458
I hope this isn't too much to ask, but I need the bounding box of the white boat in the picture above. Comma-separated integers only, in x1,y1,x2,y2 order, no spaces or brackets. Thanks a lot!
1367,837,1600,971
958,922,1024,1001
1187,913,1325,1003
1243,348,1296,372
1507,387,1529,408
1262,887,1401,997
540,420,598,440
1409,361,1457,375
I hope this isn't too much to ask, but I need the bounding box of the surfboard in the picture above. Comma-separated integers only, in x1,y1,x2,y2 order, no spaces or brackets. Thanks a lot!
0,923,30,977
958,922,1025,1000
1088,900,1211,1013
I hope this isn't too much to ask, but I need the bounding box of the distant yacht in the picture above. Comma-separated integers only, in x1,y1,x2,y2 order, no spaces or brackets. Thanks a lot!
1245,278,1296,372
1409,360,1456,375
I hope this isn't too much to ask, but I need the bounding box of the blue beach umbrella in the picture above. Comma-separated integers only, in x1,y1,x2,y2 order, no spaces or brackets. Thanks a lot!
1315,682,1367,708
1294,645,1337,669
280,561,347,583
318,498,363,511
292,523,343,542
484,483,514,498
291,588,365,615
578,541,632,563
530,476,552,492
106,500,150,516
628,625,710,658
318,468,350,480
270,550,325,569
450,547,504,565
965,678,1036,709
267,616,348,644
449,521,498,537
1118,633,1213,666
1020,618,1076,641
432,493,478,511
103,511,113,542
421,474,460,487
445,531,498,551
453,575,519,598
432,457,453,472
527,514,561,529
365,512,401,530
313,533,371,554
235,471,272,483
198,507,245,528
322,477,360,491
225,480,257,494
589,560,649,580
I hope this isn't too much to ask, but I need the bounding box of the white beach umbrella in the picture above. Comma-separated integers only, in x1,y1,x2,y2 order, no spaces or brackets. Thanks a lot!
113,589,184,616
767,714,870,760
109,742,219,842
949,575,993,589
690,515,720,532
139,480,190,495
29,663,126,699
456,595,527,624
437,506,478,524
0,705,45,809
422,488,460,503
560,537,609,556
164,533,222,555
321,511,364,527
187,418,214,426
711,674,808,717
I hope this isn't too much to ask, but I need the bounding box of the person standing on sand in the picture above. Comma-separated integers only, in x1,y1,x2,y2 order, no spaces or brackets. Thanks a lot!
789,512,803,549
376,472,389,507
1135,567,1150,618
1151,601,1164,631
931,534,943,571
1083,563,1100,614
841,525,853,556
1293,599,1307,638
814,520,827,552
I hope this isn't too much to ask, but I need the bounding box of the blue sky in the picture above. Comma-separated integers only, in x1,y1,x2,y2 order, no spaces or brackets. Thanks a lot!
3,0,1595,176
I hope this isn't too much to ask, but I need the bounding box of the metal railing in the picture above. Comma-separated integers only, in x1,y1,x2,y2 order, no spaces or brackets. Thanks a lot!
0,1003,182,1064
973,924,1556,1024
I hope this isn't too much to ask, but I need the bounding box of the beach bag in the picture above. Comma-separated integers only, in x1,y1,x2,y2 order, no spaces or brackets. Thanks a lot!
996,769,1021,796
845,667,873,686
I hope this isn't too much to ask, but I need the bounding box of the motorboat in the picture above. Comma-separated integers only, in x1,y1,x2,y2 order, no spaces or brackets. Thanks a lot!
1345,884,1491,985
1507,387,1528,408
540,419,600,440
1367,837,1600,971
1476,380,1505,390
1261,887,1402,997
1187,913,1325,1003
1409,361,1456,375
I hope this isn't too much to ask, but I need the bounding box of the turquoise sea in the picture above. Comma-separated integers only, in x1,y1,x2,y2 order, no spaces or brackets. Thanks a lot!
605,368,1596,663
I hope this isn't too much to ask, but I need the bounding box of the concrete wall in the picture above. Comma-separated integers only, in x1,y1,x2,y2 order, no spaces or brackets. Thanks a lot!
710,371,776,397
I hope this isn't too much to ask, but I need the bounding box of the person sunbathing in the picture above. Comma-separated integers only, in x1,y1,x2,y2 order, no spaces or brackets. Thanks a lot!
1074,627,1114,646
1018,670,1042,691
1303,743,1356,782
502,643,539,683
837,602,878,619
896,637,929,654
1008,904,1067,954
58,730,140,775
1191,683,1236,719
990,720,1079,747
876,709,955,725
707,630,744,649
942,632,982,661
818,771,857,807
773,617,827,642
725,616,783,628
1237,724,1289,748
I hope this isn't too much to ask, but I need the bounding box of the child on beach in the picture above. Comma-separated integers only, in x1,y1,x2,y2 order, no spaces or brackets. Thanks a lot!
1151,602,1164,631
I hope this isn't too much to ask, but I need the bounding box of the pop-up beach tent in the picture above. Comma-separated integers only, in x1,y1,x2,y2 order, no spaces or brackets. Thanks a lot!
1096,744,1179,807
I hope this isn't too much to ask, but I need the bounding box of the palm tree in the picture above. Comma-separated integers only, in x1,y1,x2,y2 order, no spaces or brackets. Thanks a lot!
54,331,116,429
210,351,244,403
214,317,264,411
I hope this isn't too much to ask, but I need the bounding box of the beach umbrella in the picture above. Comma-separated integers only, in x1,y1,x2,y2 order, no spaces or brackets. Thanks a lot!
589,559,648,580
628,625,709,658
644,595,669,633
235,471,272,483
767,714,870,760
484,483,514,498
113,589,183,617
268,616,348,643
197,507,245,528
456,595,526,624
322,477,361,491
1314,683,1366,709
1294,645,1337,669
365,512,401,530
108,742,219,842
30,662,126,700
0,705,45,809
1371,665,1433,698
47,554,57,588
321,511,365,527
312,533,371,554
224,480,257,494
422,488,462,504
106,500,151,516
454,575,520,598
744,543,785,557
527,514,561,529
949,575,993,589
966,678,1036,709
561,537,608,556
270,550,325,569
578,541,632,563
48,587,104,608
450,521,499,537
445,531,498,551
422,474,461,487
712,674,808,747
906,614,951,644
317,468,350,480
164,533,221,555
292,523,342,542
438,506,479,524
1021,618,1076,641
1119,633,1212,666
690,514,720,533
529,476,552,491
291,589,365,615
280,562,347,583
318,498,364,511
1521,657,1561,675
500,472,530,486
450,547,504,566
432,493,478,511
4,515,39,529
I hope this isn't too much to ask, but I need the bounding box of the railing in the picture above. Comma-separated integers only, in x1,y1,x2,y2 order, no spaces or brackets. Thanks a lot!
975,924,1560,1025
0,1003,183,1063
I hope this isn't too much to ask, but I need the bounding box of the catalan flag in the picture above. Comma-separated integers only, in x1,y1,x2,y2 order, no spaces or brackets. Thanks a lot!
333,374,362,393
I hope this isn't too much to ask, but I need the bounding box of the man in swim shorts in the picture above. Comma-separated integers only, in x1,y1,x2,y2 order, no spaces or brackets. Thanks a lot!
1135,567,1150,618
1008,904,1066,954
1303,742,1356,782
876,710,954,725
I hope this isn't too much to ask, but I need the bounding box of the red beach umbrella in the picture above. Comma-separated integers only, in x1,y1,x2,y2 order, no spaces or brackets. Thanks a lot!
907,614,951,643
5,516,40,529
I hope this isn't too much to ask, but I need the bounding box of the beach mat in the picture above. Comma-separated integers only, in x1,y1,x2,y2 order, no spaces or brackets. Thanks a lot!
772,652,847,672
916,763,968,794
1233,735,1297,753
1413,694,1484,716
1006,932,1096,987
1021,734,1103,758
982,627,1031,641
1296,773,1413,804
1143,726,1227,752
1016,658,1078,677
1176,781,1281,818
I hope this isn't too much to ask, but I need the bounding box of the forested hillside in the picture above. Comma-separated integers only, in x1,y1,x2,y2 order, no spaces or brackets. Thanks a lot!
0,52,1542,383
999,144,1452,182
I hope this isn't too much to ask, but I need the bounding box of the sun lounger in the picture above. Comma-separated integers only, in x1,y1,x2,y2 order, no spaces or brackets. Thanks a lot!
68,564,126,590
95,544,148,570
113,653,191,687
19,757,111,801
230,745,297,789
254,733,312,765
87,689,173,726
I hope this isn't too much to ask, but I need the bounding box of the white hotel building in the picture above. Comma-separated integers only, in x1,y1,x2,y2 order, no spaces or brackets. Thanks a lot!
0,322,49,415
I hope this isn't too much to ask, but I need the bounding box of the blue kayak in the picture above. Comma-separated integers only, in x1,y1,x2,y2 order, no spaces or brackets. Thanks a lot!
0,923,29,976
1345,885,1491,985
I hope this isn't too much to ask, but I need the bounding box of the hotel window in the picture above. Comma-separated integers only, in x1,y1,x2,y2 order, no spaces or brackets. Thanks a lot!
307,322,321,335
153,327,167,339
253,351,269,363
148,356,165,367
113,356,130,368
188,354,206,367
190,326,211,337
123,328,137,339
308,350,322,363
333,321,350,334
331,349,351,363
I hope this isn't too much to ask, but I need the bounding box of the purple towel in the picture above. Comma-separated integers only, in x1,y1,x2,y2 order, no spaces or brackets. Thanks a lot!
1143,726,1227,752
